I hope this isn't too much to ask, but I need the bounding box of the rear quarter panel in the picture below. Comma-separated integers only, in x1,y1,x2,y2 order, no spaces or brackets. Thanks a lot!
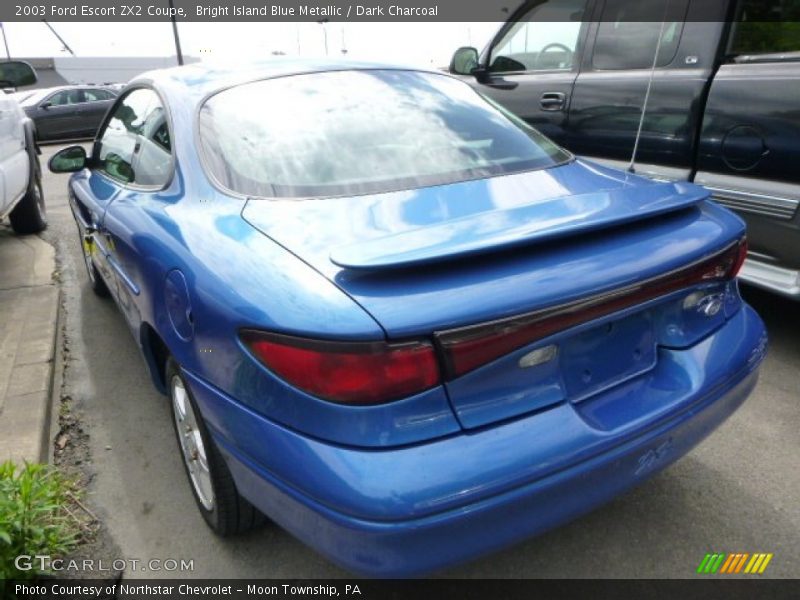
696,60,800,269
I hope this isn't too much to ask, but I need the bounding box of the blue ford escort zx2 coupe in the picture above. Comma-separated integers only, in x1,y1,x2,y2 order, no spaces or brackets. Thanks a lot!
49,60,767,576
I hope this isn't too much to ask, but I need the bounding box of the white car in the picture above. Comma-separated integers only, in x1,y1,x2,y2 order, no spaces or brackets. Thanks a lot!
0,61,46,234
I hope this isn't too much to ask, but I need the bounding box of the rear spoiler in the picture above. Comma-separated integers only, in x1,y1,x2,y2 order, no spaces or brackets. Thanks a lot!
330,181,709,271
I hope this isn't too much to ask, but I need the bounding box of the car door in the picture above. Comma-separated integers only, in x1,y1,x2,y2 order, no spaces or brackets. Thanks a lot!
35,88,82,140
461,0,595,145
93,87,174,332
566,0,725,180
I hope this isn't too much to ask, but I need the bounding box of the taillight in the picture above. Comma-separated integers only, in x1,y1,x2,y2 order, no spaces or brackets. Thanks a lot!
731,238,748,278
240,331,440,405
436,238,747,379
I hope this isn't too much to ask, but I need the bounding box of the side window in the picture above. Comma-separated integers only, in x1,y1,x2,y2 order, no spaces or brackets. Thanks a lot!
729,0,800,57
592,0,690,70
84,89,114,102
96,88,172,187
489,0,589,73
135,105,173,186
152,122,171,153
47,89,81,106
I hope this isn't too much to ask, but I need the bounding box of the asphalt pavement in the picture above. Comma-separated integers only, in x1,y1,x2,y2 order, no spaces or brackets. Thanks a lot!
39,143,800,579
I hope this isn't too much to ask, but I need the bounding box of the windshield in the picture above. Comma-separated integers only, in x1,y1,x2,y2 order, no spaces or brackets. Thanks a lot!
199,69,571,198
18,88,52,107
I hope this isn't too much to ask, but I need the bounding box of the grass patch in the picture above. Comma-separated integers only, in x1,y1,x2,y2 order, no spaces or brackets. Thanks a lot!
0,460,83,579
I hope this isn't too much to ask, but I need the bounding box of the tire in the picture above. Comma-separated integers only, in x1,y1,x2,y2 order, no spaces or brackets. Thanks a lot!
166,357,265,536
75,220,110,297
9,155,46,234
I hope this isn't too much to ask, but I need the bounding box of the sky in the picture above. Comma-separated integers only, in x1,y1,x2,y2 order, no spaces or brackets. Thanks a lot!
0,21,500,68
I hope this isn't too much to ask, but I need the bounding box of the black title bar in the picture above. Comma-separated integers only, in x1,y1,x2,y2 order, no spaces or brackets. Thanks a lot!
4,579,799,600
3,0,784,23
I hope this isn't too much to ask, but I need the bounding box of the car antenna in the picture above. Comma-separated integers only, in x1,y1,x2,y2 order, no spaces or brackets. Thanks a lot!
628,2,670,174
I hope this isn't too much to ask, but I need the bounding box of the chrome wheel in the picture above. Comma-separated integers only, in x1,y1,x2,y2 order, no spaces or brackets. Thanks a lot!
171,375,215,510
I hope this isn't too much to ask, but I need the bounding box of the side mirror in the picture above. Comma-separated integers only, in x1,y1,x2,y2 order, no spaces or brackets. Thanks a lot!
40,102,52,110
449,46,480,76
49,145,87,173
0,61,37,89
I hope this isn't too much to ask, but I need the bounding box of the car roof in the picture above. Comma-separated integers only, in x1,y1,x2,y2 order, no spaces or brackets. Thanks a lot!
131,58,444,108
18,84,117,106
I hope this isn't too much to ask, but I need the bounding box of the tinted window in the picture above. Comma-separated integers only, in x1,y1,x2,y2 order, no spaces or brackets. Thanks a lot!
199,70,571,198
592,0,689,70
84,89,114,102
152,121,171,153
489,0,588,72
96,88,172,187
729,0,800,56
48,89,81,106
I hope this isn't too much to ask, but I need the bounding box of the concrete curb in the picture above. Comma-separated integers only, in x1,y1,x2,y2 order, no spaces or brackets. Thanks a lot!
49,290,66,465
0,226,60,465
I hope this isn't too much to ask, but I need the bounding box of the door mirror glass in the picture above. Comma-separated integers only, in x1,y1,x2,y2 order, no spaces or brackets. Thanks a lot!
450,46,480,75
0,61,37,89
103,152,135,183
40,102,52,110
49,146,87,173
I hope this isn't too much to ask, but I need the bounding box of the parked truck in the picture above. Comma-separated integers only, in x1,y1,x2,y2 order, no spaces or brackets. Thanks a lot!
0,60,46,234
451,0,800,299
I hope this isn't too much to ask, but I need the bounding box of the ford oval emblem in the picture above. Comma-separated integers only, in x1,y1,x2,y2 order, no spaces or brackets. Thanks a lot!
697,293,724,317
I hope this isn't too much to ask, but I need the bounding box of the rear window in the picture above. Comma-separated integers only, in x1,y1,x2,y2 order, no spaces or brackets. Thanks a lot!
198,69,571,198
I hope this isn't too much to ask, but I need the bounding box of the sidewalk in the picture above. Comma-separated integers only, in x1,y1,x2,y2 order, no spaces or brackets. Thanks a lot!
0,222,59,464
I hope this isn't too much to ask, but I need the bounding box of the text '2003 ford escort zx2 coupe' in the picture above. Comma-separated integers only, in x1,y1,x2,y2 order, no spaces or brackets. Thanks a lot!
49,60,767,576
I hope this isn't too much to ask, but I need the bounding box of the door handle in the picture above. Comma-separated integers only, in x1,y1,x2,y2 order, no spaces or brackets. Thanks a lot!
540,92,567,111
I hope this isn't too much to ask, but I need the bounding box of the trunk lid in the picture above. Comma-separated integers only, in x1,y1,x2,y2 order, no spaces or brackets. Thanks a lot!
242,160,744,429
242,159,712,336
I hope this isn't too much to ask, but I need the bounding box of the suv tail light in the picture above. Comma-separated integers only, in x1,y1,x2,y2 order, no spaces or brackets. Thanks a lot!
436,238,747,379
240,331,440,405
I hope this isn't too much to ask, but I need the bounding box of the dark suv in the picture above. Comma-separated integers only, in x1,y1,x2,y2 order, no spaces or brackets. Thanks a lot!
451,0,800,299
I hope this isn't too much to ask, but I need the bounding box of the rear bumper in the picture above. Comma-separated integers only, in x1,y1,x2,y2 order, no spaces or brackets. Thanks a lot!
739,257,800,299
185,304,766,577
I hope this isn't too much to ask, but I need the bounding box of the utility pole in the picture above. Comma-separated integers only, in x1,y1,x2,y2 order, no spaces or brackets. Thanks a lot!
168,0,184,65
0,24,10,59
42,20,76,55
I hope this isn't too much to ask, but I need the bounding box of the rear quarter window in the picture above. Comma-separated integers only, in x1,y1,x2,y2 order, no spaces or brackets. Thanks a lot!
729,0,800,57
